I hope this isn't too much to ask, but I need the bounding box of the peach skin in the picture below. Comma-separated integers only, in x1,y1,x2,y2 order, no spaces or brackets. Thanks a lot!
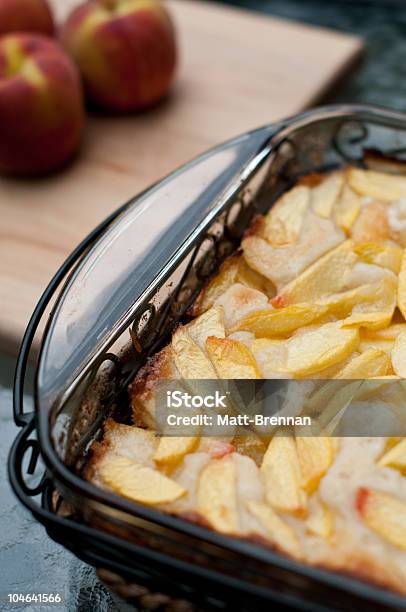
0,0,54,36
0,34,85,175
61,0,177,112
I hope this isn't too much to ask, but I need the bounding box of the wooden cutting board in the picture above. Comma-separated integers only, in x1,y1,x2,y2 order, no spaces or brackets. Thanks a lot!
0,0,362,355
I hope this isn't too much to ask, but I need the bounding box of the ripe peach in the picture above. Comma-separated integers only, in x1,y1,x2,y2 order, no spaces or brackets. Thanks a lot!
61,0,177,113
0,0,54,36
0,34,85,175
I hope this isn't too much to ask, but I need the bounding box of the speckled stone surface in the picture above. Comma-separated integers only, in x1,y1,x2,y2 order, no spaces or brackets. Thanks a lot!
220,0,406,110
3,2,406,610
1,356,121,612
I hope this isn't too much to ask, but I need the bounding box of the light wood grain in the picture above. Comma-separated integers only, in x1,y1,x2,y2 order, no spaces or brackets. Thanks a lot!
0,0,362,355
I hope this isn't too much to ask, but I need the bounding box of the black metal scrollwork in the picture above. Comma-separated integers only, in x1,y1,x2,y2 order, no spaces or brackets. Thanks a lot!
333,119,369,165
127,189,258,365
9,418,47,498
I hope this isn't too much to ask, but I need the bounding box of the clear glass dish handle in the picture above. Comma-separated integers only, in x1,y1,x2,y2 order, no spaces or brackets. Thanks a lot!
38,124,278,412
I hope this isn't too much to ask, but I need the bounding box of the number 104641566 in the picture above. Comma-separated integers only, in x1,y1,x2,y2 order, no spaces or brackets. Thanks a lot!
4,593,63,606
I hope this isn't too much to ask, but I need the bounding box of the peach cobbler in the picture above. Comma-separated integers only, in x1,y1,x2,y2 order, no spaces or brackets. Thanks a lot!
86,164,406,595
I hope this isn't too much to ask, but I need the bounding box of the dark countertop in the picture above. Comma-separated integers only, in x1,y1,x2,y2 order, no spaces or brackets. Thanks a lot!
220,0,406,111
2,1,406,611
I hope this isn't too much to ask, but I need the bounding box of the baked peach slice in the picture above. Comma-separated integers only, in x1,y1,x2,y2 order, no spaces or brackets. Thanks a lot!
253,322,359,378
311,171,344,219
296,436,335,493
247,500,303,558
397,249,406,319
187,305,225,349
334,348,393,379
354,242,403,274
99,456,186,505
261,435,307,516
193,255,273,316
333,180,361,233
305,499,334,539
390,331,406,378
356,488,406,551
243,211,345,292
97,420,158,465
236,257,275,298
197,457,239,534
206,336,260,379
359,323,406,354
273,240,397,325
341,276,397,331
378,438,406,473
350,201,390,243
214,283,269,330
271,240,357,307
193,256,240,316
262,184,310,246
348,167,406,201
172,326,217,379
252,332,353,379
154,437,200,468
231,303,328,338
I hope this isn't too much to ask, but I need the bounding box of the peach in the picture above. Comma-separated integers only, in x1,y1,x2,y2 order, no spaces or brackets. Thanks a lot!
0,34,85,175
61,0,177,113
0,0,54,36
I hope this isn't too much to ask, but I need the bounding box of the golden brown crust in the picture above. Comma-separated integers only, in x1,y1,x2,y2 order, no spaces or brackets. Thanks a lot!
297,171,326,188
365,149,406,175
243,213,265,240
315,553,406,596
129,345,175,399
83,418,118,481
129,345,176,428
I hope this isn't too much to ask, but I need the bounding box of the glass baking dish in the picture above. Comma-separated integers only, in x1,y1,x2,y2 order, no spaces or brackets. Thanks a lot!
9,104,406,611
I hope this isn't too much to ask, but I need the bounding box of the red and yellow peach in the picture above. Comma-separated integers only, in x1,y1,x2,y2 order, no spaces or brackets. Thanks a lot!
0,34,85,175
61,0,177,112
0,0,54,37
